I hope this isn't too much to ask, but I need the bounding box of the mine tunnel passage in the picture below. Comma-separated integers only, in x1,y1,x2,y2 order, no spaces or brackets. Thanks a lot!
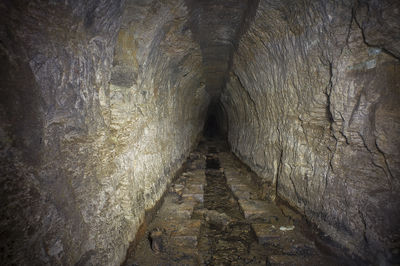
0,0,399,265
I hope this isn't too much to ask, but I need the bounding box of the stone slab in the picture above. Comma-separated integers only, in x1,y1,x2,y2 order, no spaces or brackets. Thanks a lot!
238,199,282,222
251,223,281,244
185,177,206,188
182,169,206,177
229,184,251,200
175,201,196,219
183,183,203,194
224,169,242,178
225,175,244,185
169,219,202,247
182,193,204,203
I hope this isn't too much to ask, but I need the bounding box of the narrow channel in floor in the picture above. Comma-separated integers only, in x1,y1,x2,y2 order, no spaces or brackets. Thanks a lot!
196,144,263,264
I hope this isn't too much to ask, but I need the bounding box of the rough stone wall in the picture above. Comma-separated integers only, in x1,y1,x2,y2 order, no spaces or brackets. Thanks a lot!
0,0,208,265
107,0,209,258
222,0,400,263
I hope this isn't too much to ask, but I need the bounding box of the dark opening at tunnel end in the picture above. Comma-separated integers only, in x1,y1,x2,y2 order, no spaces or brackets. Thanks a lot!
203,114,219,138
203,101,228,140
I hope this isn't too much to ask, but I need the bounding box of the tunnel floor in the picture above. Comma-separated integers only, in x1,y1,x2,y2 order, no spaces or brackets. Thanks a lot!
123,138,352,265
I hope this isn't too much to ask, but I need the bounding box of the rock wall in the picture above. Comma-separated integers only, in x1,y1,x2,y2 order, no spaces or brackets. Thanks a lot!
0,0,208,265
222,0,400,263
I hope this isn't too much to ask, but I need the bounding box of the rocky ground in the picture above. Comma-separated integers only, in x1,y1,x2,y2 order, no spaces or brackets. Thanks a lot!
123,137,359,265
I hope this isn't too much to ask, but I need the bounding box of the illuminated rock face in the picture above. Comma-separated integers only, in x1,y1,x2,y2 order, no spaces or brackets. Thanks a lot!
0,0,399,265
222,0,400,263
0,1,208,265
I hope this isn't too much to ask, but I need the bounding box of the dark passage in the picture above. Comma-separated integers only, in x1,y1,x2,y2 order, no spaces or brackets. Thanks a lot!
203,101,228,139
203,115,220,138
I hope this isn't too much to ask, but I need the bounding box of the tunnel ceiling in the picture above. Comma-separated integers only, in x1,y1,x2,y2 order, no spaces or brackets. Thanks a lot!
185,0,255,101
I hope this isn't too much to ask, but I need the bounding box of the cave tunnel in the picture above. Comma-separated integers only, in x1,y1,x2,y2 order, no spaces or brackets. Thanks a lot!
1,0,400,265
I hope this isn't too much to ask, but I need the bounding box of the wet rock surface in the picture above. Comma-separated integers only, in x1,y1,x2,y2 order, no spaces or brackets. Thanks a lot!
124,138,355,265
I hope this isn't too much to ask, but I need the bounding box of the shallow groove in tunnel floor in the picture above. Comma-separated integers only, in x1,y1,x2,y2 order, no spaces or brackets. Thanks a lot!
207,146,218,154
205,157,220,170
199,152,262,264
123,138,358,266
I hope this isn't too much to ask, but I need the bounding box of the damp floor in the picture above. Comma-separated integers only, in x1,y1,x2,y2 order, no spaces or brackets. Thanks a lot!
123,138,356,266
